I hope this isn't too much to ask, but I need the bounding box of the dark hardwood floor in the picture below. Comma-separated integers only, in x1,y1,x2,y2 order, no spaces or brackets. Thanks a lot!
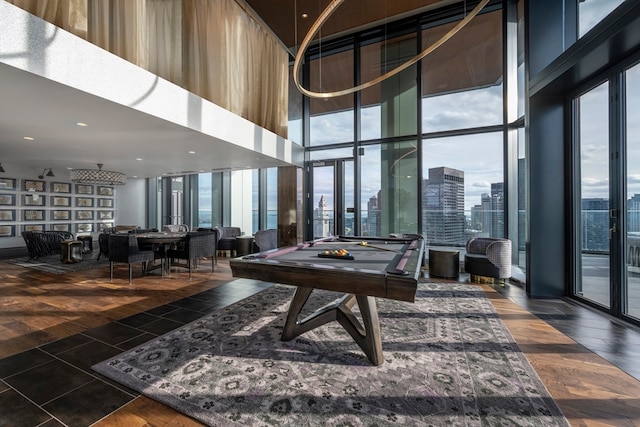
0,256,639,426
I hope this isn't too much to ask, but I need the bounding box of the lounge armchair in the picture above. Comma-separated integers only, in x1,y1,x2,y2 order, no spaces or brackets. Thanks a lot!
218,226,241,256
254,229,278,252
464,237,512,283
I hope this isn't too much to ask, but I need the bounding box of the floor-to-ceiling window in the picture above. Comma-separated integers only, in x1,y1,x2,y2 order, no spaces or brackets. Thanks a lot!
574,59,640,322
576,81,611,308
625,62,640,320
578,0,626,38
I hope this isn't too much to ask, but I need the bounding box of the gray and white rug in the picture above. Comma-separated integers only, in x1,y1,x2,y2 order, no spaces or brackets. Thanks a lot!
93,282,569,426
4,251,109,274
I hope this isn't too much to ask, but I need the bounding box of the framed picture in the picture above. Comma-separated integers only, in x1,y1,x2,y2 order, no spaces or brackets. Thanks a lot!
51,223,71,232
51,182,71,193
0,178,17,191
98,186,114,196
0,209,16,221
98,222,114,232
23,224,44,232
76,197,94,208
0,225,15,237
52,196,71,207
76,223,93,233
23,209,45,221
51,210,71,221
23,180,45,192
23,194,45,206
97,210,114,220
0,194,16,206
76,210,94,220
76,184,94,195
98,198,114,208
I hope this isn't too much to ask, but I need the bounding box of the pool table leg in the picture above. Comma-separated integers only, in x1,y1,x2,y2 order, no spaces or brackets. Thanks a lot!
282,287,384,366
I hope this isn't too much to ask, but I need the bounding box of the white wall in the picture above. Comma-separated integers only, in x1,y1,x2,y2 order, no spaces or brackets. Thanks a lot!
115,178,147,228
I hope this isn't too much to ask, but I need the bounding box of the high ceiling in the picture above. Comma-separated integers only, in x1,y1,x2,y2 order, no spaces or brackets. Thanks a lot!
244,0,449,50
0,0,454,182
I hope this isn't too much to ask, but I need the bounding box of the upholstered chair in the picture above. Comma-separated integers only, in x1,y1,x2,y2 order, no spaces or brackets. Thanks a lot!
167,231,216,279
217,226,242,256
254,229,278,252
108,234,155,283
464,237,512,283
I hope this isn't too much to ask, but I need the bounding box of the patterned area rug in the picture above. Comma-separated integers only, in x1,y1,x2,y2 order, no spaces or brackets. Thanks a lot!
92,282,569,426
4,251,109,274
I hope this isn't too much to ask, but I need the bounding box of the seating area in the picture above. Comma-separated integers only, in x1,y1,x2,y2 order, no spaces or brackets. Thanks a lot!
22,230,75,260
464,237,512,283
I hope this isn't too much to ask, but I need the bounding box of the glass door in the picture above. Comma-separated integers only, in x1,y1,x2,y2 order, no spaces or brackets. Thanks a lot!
577,81,611,308
309,159,354,239
624,63,640,320
575,61,640,323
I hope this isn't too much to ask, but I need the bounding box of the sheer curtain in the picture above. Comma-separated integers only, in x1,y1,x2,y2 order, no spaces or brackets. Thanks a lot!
6,0,88,38
183,0,288,137
7,0,289,138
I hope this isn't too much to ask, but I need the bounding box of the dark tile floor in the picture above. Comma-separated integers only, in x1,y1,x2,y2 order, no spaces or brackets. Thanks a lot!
0,279,272,427
1,277,639,427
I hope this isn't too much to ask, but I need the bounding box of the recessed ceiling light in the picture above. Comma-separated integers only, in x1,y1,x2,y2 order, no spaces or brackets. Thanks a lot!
76,122,88,127
188,151,196,154
136,158,143,161
302,13,308,18
23,136,34,140
132,176,138,178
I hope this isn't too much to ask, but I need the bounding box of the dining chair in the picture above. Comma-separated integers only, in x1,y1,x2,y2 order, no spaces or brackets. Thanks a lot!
108,234,155,283
167,232,216,279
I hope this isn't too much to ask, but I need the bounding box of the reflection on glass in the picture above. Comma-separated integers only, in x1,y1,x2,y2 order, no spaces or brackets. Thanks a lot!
578,81,610,308
579,0,625,37
288,64,303,144
267,168,278,230
360,33,418,140
312,165,334,238
422,132,503,246
360,142,418,236
198,173,212,227
517,127,526,269
343,161,354,236
625,63,640,319
309,50,354,146
422,9,503,132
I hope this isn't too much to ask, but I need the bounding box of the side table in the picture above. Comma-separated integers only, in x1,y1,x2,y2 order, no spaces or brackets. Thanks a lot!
60,240,83,263
77,235,93,254
235,236,255,257
428,249,459,279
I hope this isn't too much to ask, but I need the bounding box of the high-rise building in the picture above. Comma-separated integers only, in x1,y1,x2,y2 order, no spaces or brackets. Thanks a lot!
367,191,382,237
422,167,465,245
581,198,609,252
314,195,330,238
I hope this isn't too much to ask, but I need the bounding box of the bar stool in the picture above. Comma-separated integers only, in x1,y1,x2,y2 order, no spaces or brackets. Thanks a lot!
60,240,83,263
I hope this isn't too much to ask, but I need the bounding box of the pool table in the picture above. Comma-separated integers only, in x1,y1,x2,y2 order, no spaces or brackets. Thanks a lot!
230,235,425,365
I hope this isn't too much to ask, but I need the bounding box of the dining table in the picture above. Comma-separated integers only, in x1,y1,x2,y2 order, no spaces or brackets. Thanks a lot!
136,232,187,276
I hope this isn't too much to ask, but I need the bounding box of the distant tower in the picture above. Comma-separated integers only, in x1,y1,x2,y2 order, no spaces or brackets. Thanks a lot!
367,190,382,237
314,195,330,238
422,167,465,245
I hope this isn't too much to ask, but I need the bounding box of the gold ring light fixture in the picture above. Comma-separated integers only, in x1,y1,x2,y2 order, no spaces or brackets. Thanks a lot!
293,0,490,99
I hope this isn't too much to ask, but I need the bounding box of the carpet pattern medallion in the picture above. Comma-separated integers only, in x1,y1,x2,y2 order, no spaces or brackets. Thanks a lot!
93,282,569,426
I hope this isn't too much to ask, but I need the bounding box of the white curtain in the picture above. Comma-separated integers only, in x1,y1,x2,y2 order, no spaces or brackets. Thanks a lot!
87,0,148,70
8,0,289,138
6,0,88,38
